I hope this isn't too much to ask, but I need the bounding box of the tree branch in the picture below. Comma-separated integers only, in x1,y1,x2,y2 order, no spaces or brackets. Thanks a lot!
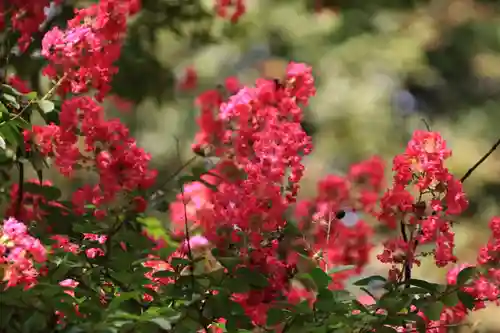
460,138,500,183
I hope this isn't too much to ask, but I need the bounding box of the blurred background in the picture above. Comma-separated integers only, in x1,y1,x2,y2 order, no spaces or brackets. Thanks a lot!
7,0,500,330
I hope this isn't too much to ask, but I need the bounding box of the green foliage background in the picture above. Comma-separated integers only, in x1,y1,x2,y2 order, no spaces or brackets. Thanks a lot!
7,0,500,330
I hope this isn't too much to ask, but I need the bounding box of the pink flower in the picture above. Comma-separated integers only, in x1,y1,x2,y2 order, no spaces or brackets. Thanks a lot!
1,217,47,289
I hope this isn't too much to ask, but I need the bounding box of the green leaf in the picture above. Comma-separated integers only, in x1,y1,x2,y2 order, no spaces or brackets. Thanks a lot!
441,291,460,307
402,287,431,296
37,100,55,113
283,222,300,236
51,262,72,282
199,178,218,192
236,267,268,288
108,291,139,312
136,216,171,243
179,175,198,186
22,311,47,333
415,316,427,333
315,288,335,311
152,270,175,278
149,318,173,330
421,301,444,321
331,290,354,301
407,279,440,292
24,91,38,100
351,300,370,314
375,325,397,333
294,300,313,314
2,84,22,96
204,291,232,317
377,293,412,315
171,257,190,267
55,301,80,320
266,308,286,327
327,265,356,275
310,267,331,289
0,102,7,113
1,123,21,145
375,325,398,333
216,256,241,271
191,165,207,178
143,306,178,319
0,306,14,329
2,93,19,109
457,290,476,310
23,182,61,201
354,275,387,287
225,317,238,333
456,266,476,286
224,278,250,293
11,116,30,129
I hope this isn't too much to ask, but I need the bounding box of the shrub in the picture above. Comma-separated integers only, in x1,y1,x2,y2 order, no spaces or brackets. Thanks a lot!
0,1,499,333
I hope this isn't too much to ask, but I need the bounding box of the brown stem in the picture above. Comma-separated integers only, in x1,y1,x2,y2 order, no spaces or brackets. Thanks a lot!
460,138,500,183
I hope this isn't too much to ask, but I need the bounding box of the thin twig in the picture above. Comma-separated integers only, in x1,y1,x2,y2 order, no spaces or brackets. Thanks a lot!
14,147,24,219
148,155,197,203
174,138,195,281
400,220,412,288
420,118,431,131
460,137,500,183
174,138,210,333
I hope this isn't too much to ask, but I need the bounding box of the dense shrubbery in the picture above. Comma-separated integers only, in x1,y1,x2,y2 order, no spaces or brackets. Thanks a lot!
1,1,500,333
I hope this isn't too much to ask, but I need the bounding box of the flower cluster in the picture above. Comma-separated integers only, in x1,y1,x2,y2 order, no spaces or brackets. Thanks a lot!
0,0,59,51
179,66,198,91
168,62,315,322
214,0,246,23
377,130,468,281
5,0,500,332
26,96,156,216
6,180,62,224
0,217,47,289
293,156,385,288
41,0,139,101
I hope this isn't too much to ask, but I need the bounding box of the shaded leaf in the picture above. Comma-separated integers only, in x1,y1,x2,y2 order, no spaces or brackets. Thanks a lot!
216,256,241,271
422,301,444,321
441,291,460,307
236,267,268,288
327,265,356,275
23,182,61,201
0,102,7,113
108,291,140,312
37,100,55,113
224,278,250,293
456,266,476,286
152,270,175,278
408,279,440,292
149,318,172,330
2,93,19,109
266,307,286,327
310,267,332,289
354,275,387,287
457,290,476,310
375,325,398,333
1,84,22,96
22,312,47,333
24,92,38,100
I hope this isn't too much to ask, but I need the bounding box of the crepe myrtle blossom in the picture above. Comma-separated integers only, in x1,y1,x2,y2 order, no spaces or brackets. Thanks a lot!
0,217,47,289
